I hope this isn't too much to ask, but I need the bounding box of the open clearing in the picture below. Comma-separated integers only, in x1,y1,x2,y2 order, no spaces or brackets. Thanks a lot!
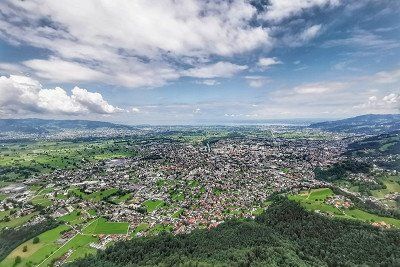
71,188,118,202
83,218,129,235
0,212,38,230
371,176,400,198
38,234,98,267
143,199,165,213
289,188,400,228
0,224,70,267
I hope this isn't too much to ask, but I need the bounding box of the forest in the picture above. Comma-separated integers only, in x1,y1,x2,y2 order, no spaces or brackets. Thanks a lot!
314,159,372,182
68,198,400,267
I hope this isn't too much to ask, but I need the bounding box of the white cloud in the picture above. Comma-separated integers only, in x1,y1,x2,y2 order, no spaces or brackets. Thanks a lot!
182,62,248,79
23,58,105,83
299,24,322,41
372,69,400,84
0,0,342,89
245,76,269,88
71,87,122,114
0,75,121,115
257,57,282,69
353,93,400,111
0,0,272,87
282,24,323,47
0,63,25,74
293,82,346,94
261,0,340,22
196,79,220,86
323,30,400,50
130,107,140,113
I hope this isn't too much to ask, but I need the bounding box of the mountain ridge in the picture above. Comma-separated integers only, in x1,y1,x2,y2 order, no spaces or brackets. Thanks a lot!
309,114,400,134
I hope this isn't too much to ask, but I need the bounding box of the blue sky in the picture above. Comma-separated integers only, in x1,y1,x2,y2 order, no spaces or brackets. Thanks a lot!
0,0,399,124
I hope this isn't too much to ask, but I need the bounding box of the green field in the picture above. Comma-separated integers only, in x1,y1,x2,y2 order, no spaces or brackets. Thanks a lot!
83,218,129,235
343,209,400,227
171,192,184,202
0,209,15,220
188,180,200,188
0,212,38,230
275,131,334,140
371,176,400,198
71,188,118,202
172,209,184,218
87,188,118,201
131,223,149,237
111,193,132,204
288,188,337,214
0,224,70,267
149,224,173,235
87,209,97,216
57,210,85,225
31,195,53,207
0,140,137,181
37,234,98,267
143,199,165,213
289,188,400,228
66,245,97,263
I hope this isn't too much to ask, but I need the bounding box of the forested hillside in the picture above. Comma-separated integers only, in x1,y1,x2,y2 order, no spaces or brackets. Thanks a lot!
68,198,400,267
310,114,400,134
347,130,400,170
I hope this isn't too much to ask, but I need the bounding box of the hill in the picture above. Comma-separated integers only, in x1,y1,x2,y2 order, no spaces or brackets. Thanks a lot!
346,130,400,171
0,118,133,134
68,198,400,267
309,114,400,134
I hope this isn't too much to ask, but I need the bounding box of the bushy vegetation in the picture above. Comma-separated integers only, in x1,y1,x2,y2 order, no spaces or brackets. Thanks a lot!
332,187,400,220
314,159,372,182
0,218,59,261
347,131,400,170
68,198,400,267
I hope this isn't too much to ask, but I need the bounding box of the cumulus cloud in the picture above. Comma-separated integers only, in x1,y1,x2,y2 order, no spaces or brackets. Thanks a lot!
353,93,400,111
0,0,344,89
0,0,272,88
182,62,248,79
0,75,121,115
130,107,140,113
257,57,282,69
261,0,340,22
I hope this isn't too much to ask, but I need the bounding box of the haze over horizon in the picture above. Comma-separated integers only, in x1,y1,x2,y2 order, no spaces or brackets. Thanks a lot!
0,0,399,124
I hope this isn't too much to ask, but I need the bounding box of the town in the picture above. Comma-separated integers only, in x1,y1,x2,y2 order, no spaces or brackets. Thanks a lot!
0,124,399,266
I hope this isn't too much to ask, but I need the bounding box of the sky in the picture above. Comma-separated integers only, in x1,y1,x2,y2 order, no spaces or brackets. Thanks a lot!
0,0,399,125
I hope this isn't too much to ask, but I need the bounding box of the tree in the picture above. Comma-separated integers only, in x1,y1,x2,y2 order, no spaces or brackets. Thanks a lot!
22,245,27,252
14,256,21,265
32,237,39,244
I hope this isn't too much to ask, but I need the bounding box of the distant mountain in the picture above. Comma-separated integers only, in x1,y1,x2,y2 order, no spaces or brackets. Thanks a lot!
0,118,133,134
309,114,400,134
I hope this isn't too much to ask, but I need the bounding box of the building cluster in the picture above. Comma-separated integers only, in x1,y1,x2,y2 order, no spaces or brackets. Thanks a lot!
4,136,345,236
